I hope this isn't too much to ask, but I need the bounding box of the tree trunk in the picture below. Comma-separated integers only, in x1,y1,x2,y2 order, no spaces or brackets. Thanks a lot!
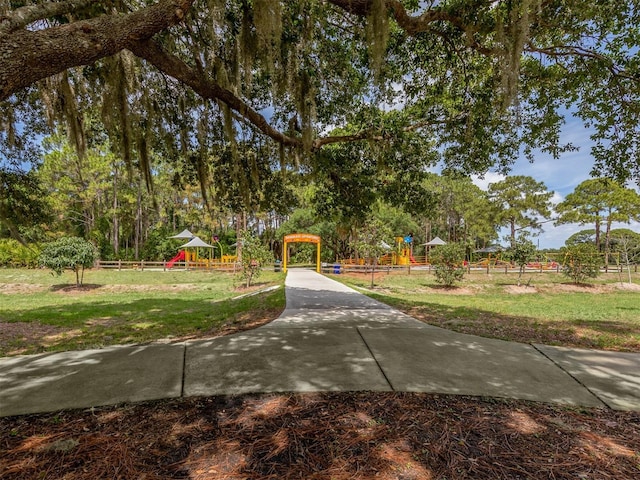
510,218,516,248
604,210,612,267
236,212,244,263
113,168,119,256
594,216,601,251
371,259,376,288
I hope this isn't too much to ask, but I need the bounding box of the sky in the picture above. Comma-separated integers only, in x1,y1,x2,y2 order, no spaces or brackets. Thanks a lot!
469,114,640,250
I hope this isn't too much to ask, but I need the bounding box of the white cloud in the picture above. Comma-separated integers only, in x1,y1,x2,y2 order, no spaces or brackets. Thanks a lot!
550,191,564,205
471,172,505,190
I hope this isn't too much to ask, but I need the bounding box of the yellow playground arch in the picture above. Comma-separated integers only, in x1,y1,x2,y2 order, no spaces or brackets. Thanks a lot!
283,233,321,273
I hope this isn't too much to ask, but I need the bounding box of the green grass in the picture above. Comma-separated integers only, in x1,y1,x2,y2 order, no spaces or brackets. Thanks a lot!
0,268,286,356
334,271,640,351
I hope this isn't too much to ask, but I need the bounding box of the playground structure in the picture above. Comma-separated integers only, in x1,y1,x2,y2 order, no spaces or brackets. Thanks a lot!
167,232,238,270
379,236,419,265
341,235,427,267
166,250,238,269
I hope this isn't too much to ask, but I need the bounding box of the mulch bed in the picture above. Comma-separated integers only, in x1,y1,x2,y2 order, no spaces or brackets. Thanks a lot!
2,392,639,479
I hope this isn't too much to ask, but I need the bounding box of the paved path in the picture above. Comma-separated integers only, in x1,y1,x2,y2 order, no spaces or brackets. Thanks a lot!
2,270,640,417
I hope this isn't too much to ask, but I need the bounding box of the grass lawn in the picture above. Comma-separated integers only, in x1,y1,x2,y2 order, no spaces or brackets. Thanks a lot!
334,270,640,352
0,268,285,356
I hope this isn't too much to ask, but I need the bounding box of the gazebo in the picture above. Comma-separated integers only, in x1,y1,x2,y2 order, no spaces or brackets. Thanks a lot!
423,236,447,261
169,229,195,239
423,236,447,247
180,236,214,264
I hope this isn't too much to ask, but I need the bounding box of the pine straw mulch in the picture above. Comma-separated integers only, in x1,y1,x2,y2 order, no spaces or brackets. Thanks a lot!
2,393,639,479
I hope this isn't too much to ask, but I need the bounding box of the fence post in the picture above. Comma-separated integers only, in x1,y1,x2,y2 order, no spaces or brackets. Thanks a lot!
118,260,121,271
163,260,166,272
141,260,144,271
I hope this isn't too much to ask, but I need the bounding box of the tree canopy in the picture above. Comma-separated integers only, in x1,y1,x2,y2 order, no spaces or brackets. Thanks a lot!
555,178,640,256
2,0,640,186
488,175,553,246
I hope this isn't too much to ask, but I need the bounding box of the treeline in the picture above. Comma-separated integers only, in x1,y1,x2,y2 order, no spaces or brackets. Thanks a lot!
2,134,640,268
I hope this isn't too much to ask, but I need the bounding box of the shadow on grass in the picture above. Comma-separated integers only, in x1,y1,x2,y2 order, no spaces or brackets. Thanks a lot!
1,289,286,356
366,291,640,352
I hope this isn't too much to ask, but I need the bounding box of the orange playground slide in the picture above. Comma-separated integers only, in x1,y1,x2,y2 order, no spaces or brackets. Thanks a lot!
167,250,186,268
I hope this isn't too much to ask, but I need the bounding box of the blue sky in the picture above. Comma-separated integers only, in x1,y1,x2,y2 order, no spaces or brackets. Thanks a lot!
471,115,640,249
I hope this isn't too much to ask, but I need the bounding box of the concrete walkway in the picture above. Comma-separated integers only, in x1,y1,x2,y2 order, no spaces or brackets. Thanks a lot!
2,269,640,417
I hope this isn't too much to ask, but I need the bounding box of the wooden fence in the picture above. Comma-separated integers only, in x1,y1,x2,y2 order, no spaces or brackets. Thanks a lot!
323,262,639,275
96,260,240,272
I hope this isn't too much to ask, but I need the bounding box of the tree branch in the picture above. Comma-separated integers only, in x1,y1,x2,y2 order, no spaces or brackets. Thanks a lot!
327,0,496,54
0,0,195,101
129,38,304,149
0,0,98,35
526,44,639,82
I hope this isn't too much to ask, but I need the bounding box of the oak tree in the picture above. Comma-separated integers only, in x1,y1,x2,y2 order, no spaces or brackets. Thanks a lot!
2,0,639,187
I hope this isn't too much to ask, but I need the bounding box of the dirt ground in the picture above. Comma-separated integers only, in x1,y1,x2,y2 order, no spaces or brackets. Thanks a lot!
1,393,639,479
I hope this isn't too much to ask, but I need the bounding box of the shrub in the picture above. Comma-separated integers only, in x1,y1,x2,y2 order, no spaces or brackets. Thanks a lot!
430,242,466,287
239,232,273,288
561,243,601,284
0,238,40,268
39,236,97,286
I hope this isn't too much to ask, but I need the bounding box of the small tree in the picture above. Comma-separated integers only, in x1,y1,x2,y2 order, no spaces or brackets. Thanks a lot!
352,218,393,288
560,243,601,284
39,236,97,286
505,234,537,286
610,229,640,284
430,242,466,287
239,232,273,288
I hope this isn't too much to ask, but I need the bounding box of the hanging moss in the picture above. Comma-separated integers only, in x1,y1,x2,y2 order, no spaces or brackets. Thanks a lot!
365,0,389,82
249,149,260,186
252,0,282,73
58,72,86,161
196,152,211,210
137,132,154,194
238,2,255,91
111,74,134,180
4,104,15,147
96,52,140,179
496,0,542,109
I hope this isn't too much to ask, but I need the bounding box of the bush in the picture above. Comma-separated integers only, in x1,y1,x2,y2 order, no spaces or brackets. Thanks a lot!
0,238,40,268
561,243,601,284
430,243,466,287
39,236,97,286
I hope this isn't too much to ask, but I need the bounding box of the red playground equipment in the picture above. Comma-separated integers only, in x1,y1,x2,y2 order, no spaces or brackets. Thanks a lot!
167,250,186,268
